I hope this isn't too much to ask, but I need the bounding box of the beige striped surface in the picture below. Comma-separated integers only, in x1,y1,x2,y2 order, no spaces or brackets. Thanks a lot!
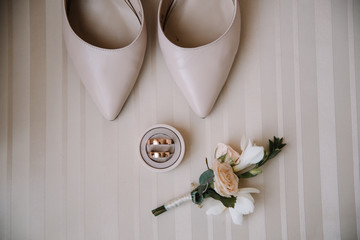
0,0,359,239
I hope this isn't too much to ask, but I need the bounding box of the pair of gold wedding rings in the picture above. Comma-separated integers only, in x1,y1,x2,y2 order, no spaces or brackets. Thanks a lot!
147,138,173,159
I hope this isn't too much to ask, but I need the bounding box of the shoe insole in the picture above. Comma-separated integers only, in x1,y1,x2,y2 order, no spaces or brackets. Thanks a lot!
67,0,141,49
163,0,235,48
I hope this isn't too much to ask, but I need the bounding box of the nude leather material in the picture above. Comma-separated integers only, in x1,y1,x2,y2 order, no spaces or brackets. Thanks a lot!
158,0,240,118
63,0,147,120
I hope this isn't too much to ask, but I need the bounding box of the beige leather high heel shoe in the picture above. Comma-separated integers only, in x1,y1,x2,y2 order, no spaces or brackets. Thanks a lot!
158,0,240,118
63,0,147,120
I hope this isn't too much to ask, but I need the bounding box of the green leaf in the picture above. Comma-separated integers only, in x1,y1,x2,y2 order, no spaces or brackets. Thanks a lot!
267,149,281,160
218,154,226,162
237,168,262,178
237,136,286,178
199,169,214,185
191,190,204,205
272,137,286,151
257,137,287,167
237,172,256,178
198,183,208,194
269,139,274,152
191,183,210,205
204,188,236,208
249,168,262,175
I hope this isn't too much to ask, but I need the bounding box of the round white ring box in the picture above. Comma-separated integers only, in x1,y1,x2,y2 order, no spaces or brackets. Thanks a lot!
138,124,185,173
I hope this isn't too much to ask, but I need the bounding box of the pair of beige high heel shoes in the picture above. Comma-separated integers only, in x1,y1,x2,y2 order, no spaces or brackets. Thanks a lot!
63,0,240,120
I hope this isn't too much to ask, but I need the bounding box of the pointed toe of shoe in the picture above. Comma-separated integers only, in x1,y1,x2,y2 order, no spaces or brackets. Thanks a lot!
92,80,136,121
102,109,119,121
193,108,210,119
95,93,125,121
158,0,240,118
188,103,210,119
62,0,146,120
101,106,121,121
177,71,227,118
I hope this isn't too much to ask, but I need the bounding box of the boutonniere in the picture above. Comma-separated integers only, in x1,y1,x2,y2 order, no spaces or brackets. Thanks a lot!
152,136,286,225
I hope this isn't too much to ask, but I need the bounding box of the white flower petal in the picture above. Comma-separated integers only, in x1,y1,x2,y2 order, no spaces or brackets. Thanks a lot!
206,201,226,216
229,208,244,225
233,144,264,172
232,163,244,172
238,187,260,194
238,193,255,203
234,196,255,215
240,136,248,151
240,145,264,165
233,159,251,172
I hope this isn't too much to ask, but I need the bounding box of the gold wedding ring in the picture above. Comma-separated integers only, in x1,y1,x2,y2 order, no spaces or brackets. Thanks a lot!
147,138,173,145
149,151,171,159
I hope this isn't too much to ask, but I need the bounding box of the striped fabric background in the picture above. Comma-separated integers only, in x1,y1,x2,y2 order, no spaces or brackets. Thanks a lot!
0,0,359,239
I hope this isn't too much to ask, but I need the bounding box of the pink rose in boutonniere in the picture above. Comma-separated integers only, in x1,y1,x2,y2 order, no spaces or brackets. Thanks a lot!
215,143,241,165
215,137,265,173
212,160,239,197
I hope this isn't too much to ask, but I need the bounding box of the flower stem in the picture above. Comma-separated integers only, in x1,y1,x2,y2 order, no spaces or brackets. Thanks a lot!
152,205,167,216
152,193,192,216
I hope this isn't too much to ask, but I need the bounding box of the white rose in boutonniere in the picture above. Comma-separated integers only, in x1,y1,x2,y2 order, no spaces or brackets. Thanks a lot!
232,137,264,173
212,159,239,197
